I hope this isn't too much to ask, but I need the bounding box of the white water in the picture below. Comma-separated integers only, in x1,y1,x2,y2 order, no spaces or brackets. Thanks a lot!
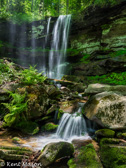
22,102,90,150
56,112,87,140
48,15,71,79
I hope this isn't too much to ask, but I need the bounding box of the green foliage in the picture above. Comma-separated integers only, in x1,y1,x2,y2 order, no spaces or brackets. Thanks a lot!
87,72,126,85
2,92,27,127
19,66,46,85
0,0,120,23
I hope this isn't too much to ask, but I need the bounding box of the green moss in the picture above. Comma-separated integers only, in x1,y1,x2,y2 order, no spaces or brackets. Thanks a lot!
68,159,77,168
100,142,126,168
68,144,102,168
16,121,39,135
100,138,120,146
117,132,126,140
80,53,90,64
12,137,21,142
42,122,58,131
95,129,115,138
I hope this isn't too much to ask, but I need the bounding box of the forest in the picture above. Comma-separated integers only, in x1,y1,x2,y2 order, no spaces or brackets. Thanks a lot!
0,0,126,168
0,0,120,22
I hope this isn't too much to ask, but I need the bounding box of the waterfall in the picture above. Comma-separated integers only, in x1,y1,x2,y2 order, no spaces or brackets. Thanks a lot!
31,22,36,64
56,103,87,140
18,23,27,67
48,15,71,79
45,17,51,43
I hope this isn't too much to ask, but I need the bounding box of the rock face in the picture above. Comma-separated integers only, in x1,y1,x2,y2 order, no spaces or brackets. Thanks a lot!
84,92,126,129
37,142,74,167
85,83,126,96
68,1,126,77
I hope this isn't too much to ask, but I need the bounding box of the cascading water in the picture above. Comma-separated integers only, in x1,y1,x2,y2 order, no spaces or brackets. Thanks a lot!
48,15,71,79
45,17,51,43
56,103,87,140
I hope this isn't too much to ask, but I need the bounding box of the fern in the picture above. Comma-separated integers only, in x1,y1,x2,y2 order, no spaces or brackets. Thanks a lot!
2,92,27,127
19,66,47,85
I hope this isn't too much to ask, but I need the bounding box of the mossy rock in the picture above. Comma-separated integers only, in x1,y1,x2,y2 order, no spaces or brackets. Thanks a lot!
100,139,126,168
16,121,39,135
100,138,120,146
68,144,103,168
117,132,126,140
12,137,21,143
42,122,58,131
95,129,115,138
38,142,74,167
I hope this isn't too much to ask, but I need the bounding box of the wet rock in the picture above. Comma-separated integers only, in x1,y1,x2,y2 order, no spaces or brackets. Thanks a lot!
95,129,115,138
84,92,126,129
59,100,78,113
68,143,103,168
85,83,126,96
72,139,92,149
37,142,74,167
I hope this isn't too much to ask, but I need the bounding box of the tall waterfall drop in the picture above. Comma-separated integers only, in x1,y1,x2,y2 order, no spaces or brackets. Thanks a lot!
48,15,71,79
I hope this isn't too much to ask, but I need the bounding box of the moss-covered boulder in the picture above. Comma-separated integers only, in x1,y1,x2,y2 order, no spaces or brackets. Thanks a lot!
68,144,103,168
37,142,74,167
84,92,126,129
100,138,126,168
95,129,115,138
42,122,58,131
16,121,39,135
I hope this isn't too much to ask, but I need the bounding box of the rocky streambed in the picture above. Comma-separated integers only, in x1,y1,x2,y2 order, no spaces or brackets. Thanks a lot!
0,59,126,168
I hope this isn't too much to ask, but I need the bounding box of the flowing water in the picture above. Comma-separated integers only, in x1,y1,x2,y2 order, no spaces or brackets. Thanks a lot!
48,15,71,79
22,102,90,150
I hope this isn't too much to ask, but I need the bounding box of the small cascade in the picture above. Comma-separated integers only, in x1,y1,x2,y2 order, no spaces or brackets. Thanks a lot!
56,102,87,140
48,15,71,79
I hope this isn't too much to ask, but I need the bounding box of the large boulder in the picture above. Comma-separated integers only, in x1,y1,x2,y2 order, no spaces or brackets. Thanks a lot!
84,92,126,129
85,83,126,96
37,142,74,167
